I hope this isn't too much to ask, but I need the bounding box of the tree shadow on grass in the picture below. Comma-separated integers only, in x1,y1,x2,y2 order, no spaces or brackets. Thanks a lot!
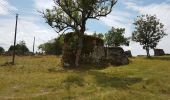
89,71,142,89
62,61,132,71
59,64,109,72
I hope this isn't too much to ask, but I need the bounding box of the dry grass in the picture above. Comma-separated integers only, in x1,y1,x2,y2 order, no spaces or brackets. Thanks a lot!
0,55,170,100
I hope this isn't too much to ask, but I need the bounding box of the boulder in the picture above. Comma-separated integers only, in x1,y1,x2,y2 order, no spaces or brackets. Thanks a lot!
105,47,129,65
125,50,132,57
154,49,165,56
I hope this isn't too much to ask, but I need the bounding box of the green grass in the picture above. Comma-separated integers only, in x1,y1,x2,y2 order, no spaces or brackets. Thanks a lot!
0,56,170,100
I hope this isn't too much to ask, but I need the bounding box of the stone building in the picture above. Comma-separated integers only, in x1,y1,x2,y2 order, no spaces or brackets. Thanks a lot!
154,49,165,56
62,32,129,67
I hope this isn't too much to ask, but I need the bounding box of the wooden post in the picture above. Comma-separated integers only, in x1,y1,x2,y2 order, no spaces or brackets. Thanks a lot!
33,37,35,55
12,14,18,65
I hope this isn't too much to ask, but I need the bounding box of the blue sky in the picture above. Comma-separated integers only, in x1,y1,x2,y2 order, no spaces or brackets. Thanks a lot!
0,0,170,56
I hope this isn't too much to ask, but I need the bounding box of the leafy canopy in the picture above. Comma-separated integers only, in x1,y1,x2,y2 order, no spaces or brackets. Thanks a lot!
43,0,117,33
105,27,130,47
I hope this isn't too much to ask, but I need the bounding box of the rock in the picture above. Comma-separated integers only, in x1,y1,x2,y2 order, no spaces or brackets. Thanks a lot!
91,45,105,64
125,50,132,57
105,47,129,65
154,49,165,56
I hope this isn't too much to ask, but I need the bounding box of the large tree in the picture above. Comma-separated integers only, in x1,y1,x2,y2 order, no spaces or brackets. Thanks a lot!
132,15,167,57
43,0,117,66
105,27,130,47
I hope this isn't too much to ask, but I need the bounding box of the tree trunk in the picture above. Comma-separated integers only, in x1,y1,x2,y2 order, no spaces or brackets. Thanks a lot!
75,18,86,67
75,34,83,67
146,47,150,58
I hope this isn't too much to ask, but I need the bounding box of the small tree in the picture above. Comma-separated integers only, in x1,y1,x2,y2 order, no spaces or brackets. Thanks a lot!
132,15,167,57
105,27,130,47
42,0,117,66
0,47,5,54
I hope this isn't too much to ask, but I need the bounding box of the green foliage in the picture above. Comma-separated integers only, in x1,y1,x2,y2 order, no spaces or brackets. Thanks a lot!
0,47,5,54
38,35,64,55
92,32,104,39
132,15,167,57
43,0,117,33
105,27,130,47
8,41,29,55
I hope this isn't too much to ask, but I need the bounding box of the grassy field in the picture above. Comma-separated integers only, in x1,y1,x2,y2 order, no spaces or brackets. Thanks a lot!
0,56,170,100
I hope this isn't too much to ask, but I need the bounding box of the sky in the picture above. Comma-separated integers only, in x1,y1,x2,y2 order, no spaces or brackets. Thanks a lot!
0,0,170,56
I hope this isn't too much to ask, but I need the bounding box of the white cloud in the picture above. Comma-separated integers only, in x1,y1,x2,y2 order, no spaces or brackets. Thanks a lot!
0,0,58,52
99,10,143,55
100,1,170,56
0,16,57,52
1,0,169,56
0,0,17,15
34,0,55,10
125,1,170,54
85,31,95,35
100,10,133,37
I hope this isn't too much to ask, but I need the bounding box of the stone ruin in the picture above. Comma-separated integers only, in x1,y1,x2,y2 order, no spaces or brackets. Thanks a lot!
62,32,129,67
125,50,132,57
154,49,165,56
105,47,129,65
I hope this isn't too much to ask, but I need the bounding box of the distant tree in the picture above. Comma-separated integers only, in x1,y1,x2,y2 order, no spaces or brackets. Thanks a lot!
132,15,167,57
0,46,5,54
105,27,130,47
92,32,104,39
92,32,97,37
38,44,46,53
18,41,29,54
97,33,104,39
8,41,29,55
42,0,117,66
38,35,64,55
